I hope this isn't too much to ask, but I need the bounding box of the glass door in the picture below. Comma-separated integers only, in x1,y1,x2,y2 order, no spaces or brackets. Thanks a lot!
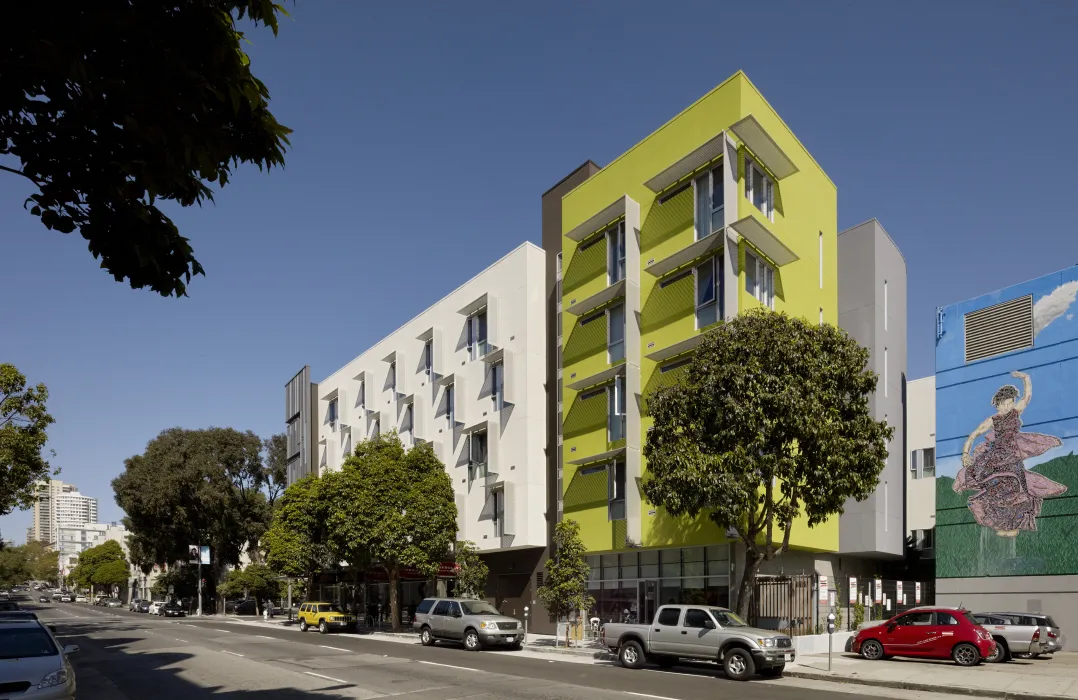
638,580,658,626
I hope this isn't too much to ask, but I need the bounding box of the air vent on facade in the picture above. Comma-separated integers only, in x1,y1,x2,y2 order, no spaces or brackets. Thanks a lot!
535,571,544,588
964,295,1033,363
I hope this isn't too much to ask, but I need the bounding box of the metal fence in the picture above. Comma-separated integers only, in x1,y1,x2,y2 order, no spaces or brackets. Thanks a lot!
749,574,816,636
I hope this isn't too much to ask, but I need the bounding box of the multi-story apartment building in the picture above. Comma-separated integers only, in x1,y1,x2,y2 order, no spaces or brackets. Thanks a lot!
554,71,841,622
28,480,98,546
906,376,936,556
303,242,548,626
837,219,907,558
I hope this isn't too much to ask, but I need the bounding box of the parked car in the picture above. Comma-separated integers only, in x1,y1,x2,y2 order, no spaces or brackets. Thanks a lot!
92,594,107,606
852,607,995,667
1030,614,1066,654
296,602,356,634
0,617,78,699
974,612,1063,657
137,600,151,613
600,604,792,681
129,598,142,612
413,598,522,651
225,599,258,615
158,602,186,618
104,598,123,609
971,613,1047,662
0,599,20,612
39,595,50,603
147,601,168,615
74,595,88,604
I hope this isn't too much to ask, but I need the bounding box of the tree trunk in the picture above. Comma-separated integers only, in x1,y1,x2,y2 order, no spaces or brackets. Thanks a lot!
388,565,400,632
735,548,763,620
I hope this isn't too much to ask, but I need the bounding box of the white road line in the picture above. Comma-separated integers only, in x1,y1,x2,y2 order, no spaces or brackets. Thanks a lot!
221,650,245,657
416,660,484,672
254,635,275,640
626,693,682,700
175,639,187,643
304,671,347,684
319,645,350,652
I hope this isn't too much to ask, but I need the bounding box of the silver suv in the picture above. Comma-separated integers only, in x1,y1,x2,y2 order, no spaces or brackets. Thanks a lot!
413,598,523,651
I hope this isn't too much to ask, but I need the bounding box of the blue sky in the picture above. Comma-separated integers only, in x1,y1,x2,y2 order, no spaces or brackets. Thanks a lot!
2,0,1077,538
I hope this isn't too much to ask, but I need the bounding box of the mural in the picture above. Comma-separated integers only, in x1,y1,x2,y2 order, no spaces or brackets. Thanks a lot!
936,268,1078,579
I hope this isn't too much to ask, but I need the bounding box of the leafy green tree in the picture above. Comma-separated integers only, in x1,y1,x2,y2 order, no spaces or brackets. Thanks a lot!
0,546,29,588
70,540,126,593
91,560,130,594
151,565,199,601
537,519,593,647
0,364,55,515
22,540,59,584
642,309,892,617
263,474,335,594
325,432,456,632
1,1,292,297
219,563,278,614
263,433,288,509
453,541,488,600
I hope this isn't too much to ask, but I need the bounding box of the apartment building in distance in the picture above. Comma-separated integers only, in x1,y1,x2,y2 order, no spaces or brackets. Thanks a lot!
302,242,549,628
906,376,937,558
27,479,98,546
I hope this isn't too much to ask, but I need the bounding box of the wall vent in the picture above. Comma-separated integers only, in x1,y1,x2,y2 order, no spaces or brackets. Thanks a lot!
964,295,1033,363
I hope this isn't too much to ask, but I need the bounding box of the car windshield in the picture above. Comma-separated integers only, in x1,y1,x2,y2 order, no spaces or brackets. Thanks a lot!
710,610,748,627
461,601,501,615
331,605,344,613
0,627,58,659
1045,616,1058,628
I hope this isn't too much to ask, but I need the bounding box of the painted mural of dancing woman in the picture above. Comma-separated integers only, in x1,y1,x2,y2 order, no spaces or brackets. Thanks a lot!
954,371,1066,537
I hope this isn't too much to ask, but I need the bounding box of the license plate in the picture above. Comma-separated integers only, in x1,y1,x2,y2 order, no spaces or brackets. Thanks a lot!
785,654,793,662
506,636,515,642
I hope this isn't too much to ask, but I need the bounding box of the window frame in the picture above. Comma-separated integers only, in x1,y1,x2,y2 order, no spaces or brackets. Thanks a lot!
606,222,626,285
491,362,504,412
469,431,488,478
607,459,626,521
423,338,434,378
327,399,338,425
388,361,397,393
744,251,775,309
445,384,455,430
684,608,713,629
607,303,626,363
656,607,682,626
745,155,774,221
694,254,723,329
467,309,489,360
694,162,725,241
607,375,626,443
492,487,505,537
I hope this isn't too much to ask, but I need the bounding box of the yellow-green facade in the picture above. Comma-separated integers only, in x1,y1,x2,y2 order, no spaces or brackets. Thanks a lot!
559,72,838,560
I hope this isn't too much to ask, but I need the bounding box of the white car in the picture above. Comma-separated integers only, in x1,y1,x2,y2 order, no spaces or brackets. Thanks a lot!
75,595,88,604
148,601,167,615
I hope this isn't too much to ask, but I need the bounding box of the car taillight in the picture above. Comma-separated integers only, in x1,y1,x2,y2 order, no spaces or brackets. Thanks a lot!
1033,629,1041,642
977,629,993,641
1048,631,1058,639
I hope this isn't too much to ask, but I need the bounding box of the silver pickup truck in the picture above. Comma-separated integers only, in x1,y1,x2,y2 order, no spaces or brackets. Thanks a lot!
972,613,1047,662
601,604,794,681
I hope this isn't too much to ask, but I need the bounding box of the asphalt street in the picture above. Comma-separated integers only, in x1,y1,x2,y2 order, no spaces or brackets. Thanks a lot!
23,599,978,700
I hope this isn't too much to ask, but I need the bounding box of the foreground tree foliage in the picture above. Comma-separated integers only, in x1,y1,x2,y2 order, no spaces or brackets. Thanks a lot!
537,519,593,647
0,540,60,587
219,562,278,614
642,309,891,617
0,1,292,297
69,540,126,593
262,474,336,595
453,541,488,600
0,363,55,515
323,432,456,632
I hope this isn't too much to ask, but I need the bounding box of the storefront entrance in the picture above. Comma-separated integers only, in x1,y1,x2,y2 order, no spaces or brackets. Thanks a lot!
638,580,658,625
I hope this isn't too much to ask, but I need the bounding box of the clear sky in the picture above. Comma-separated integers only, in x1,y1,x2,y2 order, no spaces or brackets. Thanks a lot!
2,0,1076,539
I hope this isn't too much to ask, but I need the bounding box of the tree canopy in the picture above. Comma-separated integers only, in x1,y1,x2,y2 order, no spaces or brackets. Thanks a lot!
1,1,292,297
0,540,60,587
324,432,456,631
219,562,278,614
0,363,55,515
262,474,335,591
537,519,593,646
453,541,488,600
70,539,126,592
263,433,288,509
642,309,892,616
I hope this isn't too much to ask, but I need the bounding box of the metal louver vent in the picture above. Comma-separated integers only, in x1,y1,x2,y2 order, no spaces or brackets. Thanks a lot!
964,295,1033,363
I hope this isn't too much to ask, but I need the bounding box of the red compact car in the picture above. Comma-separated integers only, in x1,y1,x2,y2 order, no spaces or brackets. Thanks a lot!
851,607,995,666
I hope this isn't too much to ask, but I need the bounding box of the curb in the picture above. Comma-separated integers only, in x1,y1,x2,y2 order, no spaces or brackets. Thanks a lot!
522,645,614,660
783,670,1070,700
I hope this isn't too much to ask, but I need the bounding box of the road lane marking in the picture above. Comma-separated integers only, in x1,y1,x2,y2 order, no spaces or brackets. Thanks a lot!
627,694,682,700
318,645,350,652
221,650,245,657
416,660,484,672
255,635,275,640
175,639,187,643
304,671,347,684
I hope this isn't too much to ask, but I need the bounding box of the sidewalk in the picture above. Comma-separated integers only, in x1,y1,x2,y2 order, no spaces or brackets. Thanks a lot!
789,651,1078,700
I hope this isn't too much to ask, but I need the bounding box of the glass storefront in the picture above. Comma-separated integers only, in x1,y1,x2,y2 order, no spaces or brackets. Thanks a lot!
586,545,730,625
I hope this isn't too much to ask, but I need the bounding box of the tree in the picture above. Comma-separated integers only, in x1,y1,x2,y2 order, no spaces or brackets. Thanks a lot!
1,2,292,297
262,474,335,595
219,563,278,614
642,309,892,618
0,547,29,588
453,541,488,600
91,559,130,594
0,364,55,515
537,520,593,648
263,433,288,509
325,432,456,632
70,540,125,593
22,540,59,584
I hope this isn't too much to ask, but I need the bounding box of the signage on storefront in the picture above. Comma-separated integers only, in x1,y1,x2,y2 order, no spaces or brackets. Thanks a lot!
848,577,857,604
915,582,922,604
818,575,828,602
873,580,883,604
896,581,903,602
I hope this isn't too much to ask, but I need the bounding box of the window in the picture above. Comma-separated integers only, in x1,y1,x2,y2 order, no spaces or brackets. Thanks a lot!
608,460,626,521
371,418,380,437
922,448,935,477
416,599,435,615
470,431,488,479
431,600,450,616
492,488,505,537
936,612,960,626
695,255,722,328
745,155,774,220
557,310,562,339
491,362,504,411
327,399,338,425
402,404,413,445
423,338,434,378
684,609,712,629
388,361,397,393
444,384,455,430
694,164,724,240
556,252,562,278
608,375,626,442
819,232,823,289
607,222,626,285
744,252,774,309
467,310,489,360
661,358,691,373
656,608,681,626
608,303,625,363
819,307,824,326
895,612,933,626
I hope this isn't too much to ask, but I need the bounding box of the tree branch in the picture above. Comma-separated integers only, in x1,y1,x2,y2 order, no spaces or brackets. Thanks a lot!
0,164,40,185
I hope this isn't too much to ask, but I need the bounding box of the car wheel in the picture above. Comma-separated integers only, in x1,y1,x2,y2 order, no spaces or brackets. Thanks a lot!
953,642,981,667
723,648,756,681
760,665,785,678
618,640,646,669
299,620,308,632
986,639,1009,663
860,639,884,661
510,642,522,651
654,656,677,668
319,620,329,635
420,626,435,646
464,629,482,651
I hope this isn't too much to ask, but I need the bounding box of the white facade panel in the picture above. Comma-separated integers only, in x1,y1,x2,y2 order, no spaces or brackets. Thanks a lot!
906,376,937,533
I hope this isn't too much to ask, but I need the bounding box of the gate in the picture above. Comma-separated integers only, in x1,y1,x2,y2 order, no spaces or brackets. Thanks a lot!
750,574,816,636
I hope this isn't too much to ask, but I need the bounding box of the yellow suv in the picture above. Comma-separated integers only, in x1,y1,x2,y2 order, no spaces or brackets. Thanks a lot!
297,602,356,634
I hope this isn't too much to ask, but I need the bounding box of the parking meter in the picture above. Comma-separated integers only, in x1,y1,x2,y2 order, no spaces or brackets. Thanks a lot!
827,612,836,634
523,606,529,645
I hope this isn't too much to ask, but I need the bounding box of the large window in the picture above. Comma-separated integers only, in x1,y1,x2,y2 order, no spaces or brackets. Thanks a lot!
695,164,724,240
695,255,722,329
467,310,489,360
492,488,505,537
327,399,338,426
607,222,626,285
608,303,625,363
608,375,626,442
445,384,455,430
745,156,774,221
911,448,936,479
469,431,488,479
423,339,434,378
744,251,774,309
491,362,504,412
608,460,626,521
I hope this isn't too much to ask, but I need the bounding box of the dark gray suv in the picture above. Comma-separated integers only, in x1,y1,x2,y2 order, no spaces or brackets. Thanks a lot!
413,598,523,651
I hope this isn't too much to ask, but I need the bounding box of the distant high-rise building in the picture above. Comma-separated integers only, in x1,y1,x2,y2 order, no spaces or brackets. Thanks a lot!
28,480,98,546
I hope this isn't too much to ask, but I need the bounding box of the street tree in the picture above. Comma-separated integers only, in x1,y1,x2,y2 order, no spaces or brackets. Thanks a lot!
0,363,55,515
91,560,130,595
453,541,488,600
263,474,335,595
0,546,29,588
537,519,593,647
22,540,59,584
642,309,891,618
1,1,292,297
70,540,125,594
325,433,456,632
219,563,278,614
263,433,288,509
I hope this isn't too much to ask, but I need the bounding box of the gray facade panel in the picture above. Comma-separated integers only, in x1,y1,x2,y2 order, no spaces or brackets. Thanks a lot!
285,366,317,486
937,575,1078,639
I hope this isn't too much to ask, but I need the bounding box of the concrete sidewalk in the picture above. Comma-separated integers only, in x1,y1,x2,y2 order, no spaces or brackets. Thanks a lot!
790,651,1078,699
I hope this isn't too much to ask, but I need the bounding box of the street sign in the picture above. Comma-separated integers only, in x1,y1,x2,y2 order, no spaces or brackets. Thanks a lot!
896,581,903,601
818,575,828,602
849,577,857,604
188,545,199,564
199,546,210,565
915,582,922,604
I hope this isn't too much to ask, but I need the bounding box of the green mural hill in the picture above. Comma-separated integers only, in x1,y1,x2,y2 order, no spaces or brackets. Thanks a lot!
937,452,1078,578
